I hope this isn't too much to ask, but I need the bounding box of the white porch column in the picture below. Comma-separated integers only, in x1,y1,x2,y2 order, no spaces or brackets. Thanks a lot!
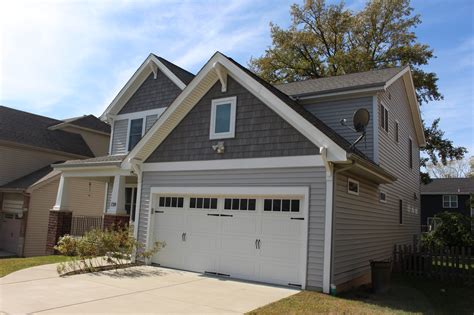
108,175,127,214
53,175,71,210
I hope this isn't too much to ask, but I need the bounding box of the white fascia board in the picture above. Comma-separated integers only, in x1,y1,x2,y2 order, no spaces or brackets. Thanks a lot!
143,155,324,172
150,186,309,198
295,86,382,100
123,53,221,168
125,52,347,167
55,166,133,177
384,68,425,147
100,54,187,120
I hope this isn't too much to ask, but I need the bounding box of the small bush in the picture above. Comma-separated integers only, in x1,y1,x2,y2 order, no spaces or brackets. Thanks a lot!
422,212,473,248
55,225,164,275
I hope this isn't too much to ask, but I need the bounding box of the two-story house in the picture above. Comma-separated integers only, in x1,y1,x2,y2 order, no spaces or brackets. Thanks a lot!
52,52,424,293
0,106,110,257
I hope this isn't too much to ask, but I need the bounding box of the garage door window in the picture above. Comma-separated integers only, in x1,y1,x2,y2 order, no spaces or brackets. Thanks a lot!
159,196,184,208
264,199,300,212
224,198,256,211
190,197,218,210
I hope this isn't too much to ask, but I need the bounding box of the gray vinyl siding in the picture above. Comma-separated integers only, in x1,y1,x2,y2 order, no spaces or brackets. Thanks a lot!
118,72,181,114
332,77,420,286
146,77,319,162
301,97,374,159
111,119,128,155
138,167,327,289
145,114,158,133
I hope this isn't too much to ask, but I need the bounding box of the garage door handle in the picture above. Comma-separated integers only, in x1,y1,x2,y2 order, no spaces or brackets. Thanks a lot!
181,233,185,241
207,213,219,217
255,239,258,249
155,210,164,214
220,214,233,217
257,239,261,249
291,217,304,220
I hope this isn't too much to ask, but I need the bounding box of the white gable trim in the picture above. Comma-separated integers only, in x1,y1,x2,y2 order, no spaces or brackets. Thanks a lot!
401,70,426,147
123,53,348,168
100,54,187,121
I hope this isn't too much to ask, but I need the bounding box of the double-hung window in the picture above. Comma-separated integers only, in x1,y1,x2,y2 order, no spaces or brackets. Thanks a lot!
442,195,458,208
128,118,143,151
210,97,237,139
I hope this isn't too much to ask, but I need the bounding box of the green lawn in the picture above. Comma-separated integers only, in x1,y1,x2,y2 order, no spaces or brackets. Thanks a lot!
248,275,474,315
0,255,71,277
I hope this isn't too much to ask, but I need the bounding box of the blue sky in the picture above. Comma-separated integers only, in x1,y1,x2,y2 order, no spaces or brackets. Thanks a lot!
0,0,472,154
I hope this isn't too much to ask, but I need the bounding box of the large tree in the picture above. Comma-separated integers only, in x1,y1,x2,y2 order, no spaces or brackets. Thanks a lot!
250,0,467,180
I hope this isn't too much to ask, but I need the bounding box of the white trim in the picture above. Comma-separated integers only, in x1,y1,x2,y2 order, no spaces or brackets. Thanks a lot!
59,168,133,177
108,121,115,155
209,96,237,140
124,52,348,168
103,181,109,213
295,86,382,100
146,185,310,289
384,66,410,89
347,178,360,196
142,155,324,172
372,96,379,163
115,107,167,121
379,190,387,203
101,54,187,120
320,147,333,294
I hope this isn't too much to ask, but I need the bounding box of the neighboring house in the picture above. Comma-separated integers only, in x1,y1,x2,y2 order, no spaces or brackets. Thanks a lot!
52,52,424,293
0,106,110,256
420,178,474,230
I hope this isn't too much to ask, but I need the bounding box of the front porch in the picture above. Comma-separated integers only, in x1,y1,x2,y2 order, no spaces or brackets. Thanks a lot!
47,155,139,253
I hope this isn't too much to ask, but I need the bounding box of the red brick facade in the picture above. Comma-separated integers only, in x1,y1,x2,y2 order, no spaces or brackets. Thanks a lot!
46,210,72,254
103,214,130,231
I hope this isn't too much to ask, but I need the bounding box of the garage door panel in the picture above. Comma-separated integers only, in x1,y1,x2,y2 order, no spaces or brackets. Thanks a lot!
185,213,219,233
258,260,301,286
155,212,185,230
220,235,257,257
259,239,303,263
186,232,219,253
185,252,217,273
261,217,303,240
220,216,258,235
219,255,258,281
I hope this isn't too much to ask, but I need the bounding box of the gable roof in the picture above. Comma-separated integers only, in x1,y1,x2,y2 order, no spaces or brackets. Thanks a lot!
100,54,194,120
0,106,94,157
421,178,474,195
0,164,56,191
275,66,407,97
49,115,111,134
154,55,195,85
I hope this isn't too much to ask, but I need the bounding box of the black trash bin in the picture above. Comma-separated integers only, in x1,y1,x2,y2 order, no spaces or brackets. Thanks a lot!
370,260,391,293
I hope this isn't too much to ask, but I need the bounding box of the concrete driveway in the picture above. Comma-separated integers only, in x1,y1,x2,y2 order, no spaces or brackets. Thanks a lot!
0,263,298,314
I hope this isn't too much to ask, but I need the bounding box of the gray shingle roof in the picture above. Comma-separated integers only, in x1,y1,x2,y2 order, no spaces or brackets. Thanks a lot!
61,115,111,134
54,154,126,168
0,106,94,157
154,55,195,85
275,66,407,97
0,165,56,190
421,178,474,194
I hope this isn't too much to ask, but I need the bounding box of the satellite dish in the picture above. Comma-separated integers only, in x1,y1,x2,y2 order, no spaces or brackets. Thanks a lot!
353,108,370,133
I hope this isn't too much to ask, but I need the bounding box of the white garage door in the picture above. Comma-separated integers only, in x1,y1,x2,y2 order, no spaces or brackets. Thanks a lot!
150,187,308,288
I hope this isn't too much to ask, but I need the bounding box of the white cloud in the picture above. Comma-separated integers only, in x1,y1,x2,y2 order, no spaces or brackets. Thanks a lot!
0,0,278,118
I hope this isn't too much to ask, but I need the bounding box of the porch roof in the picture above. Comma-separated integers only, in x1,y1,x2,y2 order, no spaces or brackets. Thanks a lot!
53,154,126,169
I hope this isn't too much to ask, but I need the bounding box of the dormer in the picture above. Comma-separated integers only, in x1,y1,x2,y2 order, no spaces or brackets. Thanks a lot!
102,54,194,155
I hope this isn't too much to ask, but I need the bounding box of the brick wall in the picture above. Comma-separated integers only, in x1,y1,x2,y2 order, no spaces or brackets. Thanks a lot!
45,210,72,254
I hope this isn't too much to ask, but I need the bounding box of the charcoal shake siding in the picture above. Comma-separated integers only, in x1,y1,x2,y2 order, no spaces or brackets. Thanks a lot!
420,194,471,225
118,72,182,114
332,77,421,287
301,97,374,160
111,119,128,155
137,167,327,289
146,77,319,162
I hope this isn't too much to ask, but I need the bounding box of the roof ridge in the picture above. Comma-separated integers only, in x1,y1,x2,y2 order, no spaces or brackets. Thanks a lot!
275,66,406,87
0,105,62,124
155,55,195,77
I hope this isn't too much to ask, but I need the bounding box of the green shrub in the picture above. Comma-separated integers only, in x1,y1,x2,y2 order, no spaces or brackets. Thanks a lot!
422,212,473,248
55,225,164,275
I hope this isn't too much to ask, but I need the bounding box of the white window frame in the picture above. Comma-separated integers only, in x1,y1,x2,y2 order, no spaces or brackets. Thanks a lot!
442,195,458,208
380,103,389,133
347,178,360,196
379,190,387,203
209,96,237,140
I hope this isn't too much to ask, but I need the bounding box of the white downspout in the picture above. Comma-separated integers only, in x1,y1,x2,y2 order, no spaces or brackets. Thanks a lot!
320,147,334,294
131,159,143,263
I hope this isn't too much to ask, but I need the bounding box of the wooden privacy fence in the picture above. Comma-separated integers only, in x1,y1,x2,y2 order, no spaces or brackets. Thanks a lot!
393,245,473,285
70,216,103,237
